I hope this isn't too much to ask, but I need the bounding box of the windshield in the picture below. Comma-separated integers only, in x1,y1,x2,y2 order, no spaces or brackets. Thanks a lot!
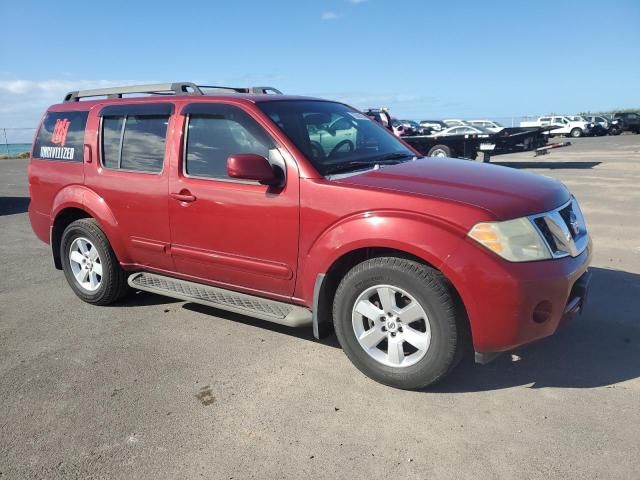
257,100,415,176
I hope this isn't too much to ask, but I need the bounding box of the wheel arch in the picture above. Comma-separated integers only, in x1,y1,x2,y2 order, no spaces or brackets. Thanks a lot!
311,244,471,348
50,186,127,269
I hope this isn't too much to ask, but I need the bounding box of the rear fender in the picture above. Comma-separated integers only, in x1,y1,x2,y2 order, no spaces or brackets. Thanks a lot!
51,185,131,263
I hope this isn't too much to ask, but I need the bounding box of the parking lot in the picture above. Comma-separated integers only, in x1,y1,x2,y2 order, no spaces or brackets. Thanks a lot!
1,135,639,479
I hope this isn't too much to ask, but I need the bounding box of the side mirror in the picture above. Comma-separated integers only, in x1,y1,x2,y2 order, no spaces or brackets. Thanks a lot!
227,154,279,185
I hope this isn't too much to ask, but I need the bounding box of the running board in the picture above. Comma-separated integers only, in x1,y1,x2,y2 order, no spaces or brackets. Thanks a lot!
128,272,312,327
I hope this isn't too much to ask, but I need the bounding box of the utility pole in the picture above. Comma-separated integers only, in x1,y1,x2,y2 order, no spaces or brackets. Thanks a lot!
2,128,10,156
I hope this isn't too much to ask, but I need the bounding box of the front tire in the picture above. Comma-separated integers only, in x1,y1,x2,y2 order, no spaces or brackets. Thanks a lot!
60,218,129,305
333,257,462,389
570,128,583,138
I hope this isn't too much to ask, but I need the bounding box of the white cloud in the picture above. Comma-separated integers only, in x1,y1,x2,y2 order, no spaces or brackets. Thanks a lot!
0,79,151,140
321,11,338,20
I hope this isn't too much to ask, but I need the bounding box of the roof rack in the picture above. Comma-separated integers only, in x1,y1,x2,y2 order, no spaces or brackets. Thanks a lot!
63,82,283,102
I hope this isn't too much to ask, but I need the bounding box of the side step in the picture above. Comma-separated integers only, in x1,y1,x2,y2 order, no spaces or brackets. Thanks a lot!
128,272,312,327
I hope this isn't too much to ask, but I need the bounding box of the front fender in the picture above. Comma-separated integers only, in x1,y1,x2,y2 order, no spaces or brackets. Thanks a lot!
296,210,467,303
51,185,131,263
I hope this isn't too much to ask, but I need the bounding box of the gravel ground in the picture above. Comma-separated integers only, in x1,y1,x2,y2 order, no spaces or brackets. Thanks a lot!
1,135,639,479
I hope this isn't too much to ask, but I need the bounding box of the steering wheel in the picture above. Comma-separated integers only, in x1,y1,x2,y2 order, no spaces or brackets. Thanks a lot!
310,141,325,159
328,139,354,158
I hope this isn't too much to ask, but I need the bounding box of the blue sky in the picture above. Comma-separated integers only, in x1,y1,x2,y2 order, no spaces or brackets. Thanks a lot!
1,0,639,136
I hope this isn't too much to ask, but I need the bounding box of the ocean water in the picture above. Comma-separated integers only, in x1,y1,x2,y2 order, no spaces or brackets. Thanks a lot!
1,143,31,156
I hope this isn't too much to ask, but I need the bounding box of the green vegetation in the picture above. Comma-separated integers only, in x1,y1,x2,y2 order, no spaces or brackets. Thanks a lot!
579,107,640,115
0,151,30,160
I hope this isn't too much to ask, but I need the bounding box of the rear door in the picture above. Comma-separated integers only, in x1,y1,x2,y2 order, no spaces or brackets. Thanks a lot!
84,103,174,270
167,102,300,297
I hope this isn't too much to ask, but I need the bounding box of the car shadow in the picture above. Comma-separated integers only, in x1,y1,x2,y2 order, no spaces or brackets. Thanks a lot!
118,290,182,308
131,266,639,391
431,266,640,392
493,161,601,170
182,302,341,350
0,196,30,216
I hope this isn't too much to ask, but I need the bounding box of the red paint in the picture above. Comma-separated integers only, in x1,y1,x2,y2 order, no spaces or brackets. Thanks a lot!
28,93,591,354
227,154,277,184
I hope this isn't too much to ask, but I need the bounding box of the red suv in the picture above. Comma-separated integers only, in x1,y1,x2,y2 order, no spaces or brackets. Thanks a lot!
28,82,592,389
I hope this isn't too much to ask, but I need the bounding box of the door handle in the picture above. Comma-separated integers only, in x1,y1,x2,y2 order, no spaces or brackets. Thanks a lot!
170,191,197,203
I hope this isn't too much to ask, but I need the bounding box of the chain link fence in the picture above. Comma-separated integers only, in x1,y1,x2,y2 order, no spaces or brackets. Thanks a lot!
1,127,36,158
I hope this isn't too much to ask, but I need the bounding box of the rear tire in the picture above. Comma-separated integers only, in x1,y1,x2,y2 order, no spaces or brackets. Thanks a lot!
427,144,452,157
333,257,462,389
60,218,129,305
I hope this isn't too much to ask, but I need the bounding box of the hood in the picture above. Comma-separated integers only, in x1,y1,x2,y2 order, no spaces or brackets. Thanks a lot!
334,157,570,220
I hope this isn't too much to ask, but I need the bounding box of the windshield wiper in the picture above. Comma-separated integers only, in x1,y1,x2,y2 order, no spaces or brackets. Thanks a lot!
323,153,418,175
323,160,381,175
377,152,419,161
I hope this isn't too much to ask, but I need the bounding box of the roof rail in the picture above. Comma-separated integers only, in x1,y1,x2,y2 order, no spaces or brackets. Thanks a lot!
63,82,203,102
198,86,283,95
63,82,283,102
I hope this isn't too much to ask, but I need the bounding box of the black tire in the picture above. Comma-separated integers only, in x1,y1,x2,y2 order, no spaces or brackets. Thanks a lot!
60,218,129,305
427,144,452,157
570,128,583,138
332,257,463,390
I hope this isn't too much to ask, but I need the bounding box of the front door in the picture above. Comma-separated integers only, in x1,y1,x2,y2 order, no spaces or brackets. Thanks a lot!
168,102,299,298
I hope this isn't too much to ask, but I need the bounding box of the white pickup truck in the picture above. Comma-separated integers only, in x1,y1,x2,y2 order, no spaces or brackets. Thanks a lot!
520,115,593,138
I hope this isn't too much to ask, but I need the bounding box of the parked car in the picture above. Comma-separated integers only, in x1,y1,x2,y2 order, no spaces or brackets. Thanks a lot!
612,112,640,133
583,115,609,129
28,82,592,390
443,119,469,127
433,125,494,136
419,120,448,133
467,120,505,133
520,116,592,138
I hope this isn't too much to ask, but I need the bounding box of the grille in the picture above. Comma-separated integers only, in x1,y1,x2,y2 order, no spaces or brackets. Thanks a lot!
533,217,558,251
529,197,588,259
131,274,293,319
558,204,576,239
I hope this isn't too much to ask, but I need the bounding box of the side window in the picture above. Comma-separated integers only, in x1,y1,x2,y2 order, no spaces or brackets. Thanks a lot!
102,117,123,169
33,111,88,162
185,105,275,180
100,105,171,173
121,116,167,172
540,117,551,124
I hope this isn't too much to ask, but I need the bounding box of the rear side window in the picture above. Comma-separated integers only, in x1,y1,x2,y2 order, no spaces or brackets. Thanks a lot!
33,111,89,162
184,105,274,179
100,104,171,173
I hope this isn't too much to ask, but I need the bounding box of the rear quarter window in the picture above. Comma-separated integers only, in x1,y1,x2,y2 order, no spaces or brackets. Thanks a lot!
33,111,89,162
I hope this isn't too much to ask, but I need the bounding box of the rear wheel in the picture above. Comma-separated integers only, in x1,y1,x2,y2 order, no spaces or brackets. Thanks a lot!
427,144,452,157
60,219,129,305
333,257,462,389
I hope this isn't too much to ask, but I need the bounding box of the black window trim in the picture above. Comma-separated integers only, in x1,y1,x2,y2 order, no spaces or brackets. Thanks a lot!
99,103,174,117
99,108,170,175
181,111,282,185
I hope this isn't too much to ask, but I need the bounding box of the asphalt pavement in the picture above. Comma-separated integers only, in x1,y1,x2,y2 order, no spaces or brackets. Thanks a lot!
1,134,639,479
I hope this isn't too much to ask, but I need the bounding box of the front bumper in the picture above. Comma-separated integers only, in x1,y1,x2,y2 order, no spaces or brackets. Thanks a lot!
444,236,593,355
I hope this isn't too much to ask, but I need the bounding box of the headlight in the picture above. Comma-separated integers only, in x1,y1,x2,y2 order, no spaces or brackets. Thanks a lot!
468,217,551,262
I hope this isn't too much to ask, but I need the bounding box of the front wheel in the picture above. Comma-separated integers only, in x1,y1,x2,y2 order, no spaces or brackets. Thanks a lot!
60,218,129,305
570,128,583,138
333,257,463,389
